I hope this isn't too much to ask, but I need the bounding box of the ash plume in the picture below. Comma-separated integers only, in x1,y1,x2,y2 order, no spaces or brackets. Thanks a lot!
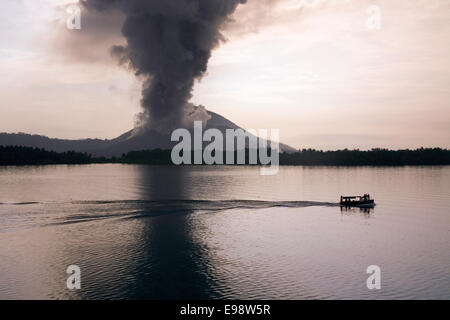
82,0,247,131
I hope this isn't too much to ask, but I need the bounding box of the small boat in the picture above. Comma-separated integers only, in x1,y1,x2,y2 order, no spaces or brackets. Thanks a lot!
340,194,375,208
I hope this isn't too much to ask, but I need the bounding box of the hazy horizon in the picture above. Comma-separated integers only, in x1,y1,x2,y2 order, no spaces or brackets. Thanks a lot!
0,0,449,150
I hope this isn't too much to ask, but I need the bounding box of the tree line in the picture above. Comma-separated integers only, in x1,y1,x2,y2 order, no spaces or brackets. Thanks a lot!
1,145,449,166
0,146,93,165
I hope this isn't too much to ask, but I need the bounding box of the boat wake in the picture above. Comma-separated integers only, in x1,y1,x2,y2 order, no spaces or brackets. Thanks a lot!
0,200,339,233
0,199,338,209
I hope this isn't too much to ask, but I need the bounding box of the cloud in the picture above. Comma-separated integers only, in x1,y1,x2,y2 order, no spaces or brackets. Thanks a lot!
48,4,126,64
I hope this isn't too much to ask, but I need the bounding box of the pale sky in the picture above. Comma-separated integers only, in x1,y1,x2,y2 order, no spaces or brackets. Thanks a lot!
0,0,449,150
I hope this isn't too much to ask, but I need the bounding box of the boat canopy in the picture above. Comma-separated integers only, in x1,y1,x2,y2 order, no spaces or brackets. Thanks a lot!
341,194,371,201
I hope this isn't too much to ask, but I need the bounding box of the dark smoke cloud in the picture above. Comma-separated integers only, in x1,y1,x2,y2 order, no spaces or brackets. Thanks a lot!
82,0,247,130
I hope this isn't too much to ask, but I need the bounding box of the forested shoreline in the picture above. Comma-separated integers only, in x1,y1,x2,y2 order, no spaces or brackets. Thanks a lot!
1,146,449,166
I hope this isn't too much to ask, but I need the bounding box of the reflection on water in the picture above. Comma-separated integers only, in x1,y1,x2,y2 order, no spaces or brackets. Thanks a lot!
0,165,449,299
100,166,217,300
340,206,374,216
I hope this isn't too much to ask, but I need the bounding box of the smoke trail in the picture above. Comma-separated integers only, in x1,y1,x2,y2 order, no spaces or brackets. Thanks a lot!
82,0,247,131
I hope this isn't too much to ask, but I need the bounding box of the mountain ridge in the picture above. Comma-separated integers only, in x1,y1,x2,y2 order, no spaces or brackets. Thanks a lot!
0,111,296,156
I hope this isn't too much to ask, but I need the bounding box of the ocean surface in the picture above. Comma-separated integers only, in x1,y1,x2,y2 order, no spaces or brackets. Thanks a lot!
0,165,449,300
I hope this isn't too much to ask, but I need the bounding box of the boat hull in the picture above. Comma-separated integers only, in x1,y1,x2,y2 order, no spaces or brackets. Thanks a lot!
340,200,375,208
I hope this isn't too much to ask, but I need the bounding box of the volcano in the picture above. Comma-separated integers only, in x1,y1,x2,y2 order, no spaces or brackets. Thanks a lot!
0,111,296,157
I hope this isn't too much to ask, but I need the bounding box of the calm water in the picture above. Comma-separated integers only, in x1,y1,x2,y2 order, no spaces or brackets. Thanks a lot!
0,165,449,300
